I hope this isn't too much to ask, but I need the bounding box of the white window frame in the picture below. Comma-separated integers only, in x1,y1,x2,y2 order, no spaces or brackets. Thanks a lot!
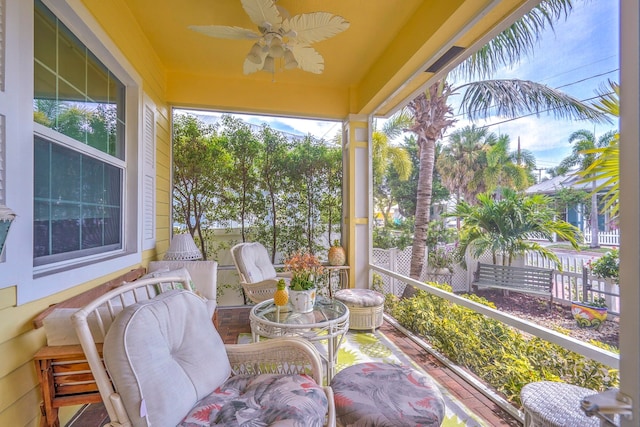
0,0,146,304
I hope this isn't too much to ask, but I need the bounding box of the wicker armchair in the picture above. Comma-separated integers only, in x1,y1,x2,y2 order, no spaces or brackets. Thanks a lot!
72,277,335,427
231,242,290,303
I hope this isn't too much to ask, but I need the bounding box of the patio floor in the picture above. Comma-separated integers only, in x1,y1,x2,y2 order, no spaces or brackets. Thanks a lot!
67,305,521,426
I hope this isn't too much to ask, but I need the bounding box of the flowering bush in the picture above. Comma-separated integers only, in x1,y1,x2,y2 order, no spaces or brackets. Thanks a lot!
428,245,455,270
589,248,619,282
284,252,324,291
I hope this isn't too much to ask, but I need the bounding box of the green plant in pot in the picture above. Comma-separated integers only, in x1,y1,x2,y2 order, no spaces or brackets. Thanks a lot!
285,252,324,312
428,245,455,273
588,248,619,284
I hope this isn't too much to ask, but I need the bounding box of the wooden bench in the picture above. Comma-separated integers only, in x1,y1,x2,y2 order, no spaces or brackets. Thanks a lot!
472,262,554,303
33,267,146,427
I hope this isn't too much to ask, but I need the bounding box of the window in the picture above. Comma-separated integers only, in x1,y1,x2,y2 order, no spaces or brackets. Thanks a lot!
33,0,125,265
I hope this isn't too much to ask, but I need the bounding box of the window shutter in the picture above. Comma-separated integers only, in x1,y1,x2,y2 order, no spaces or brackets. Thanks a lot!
142,100,156,249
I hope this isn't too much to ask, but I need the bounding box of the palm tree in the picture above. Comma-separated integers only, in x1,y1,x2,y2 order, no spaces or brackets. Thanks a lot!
557,128,616,247
437,125,490,208
451,189,580,267
482,134,536,196
372,113,414,225
402,0,609,283
579,81,620,218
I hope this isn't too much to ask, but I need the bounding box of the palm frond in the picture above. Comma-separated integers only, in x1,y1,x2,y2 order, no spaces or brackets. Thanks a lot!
455,0,573,79
458,79,610,123
383,111,414,139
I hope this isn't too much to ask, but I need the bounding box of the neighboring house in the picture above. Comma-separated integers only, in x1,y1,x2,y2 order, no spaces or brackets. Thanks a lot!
525,173,614,234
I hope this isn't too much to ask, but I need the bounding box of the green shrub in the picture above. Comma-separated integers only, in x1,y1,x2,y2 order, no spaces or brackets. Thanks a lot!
386,285,619,405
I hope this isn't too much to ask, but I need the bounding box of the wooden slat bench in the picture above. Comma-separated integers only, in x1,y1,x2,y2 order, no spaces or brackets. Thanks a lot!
33,267,146,427
472,262,554,304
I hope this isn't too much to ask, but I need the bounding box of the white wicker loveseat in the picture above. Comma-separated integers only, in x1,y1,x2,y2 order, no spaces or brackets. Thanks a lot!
72,277,335,427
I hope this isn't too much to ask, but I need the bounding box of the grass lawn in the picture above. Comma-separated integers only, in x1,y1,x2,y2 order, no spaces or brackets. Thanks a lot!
547,243,613,253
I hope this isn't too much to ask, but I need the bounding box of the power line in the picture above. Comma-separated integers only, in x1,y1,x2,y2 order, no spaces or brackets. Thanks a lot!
474,92,615,130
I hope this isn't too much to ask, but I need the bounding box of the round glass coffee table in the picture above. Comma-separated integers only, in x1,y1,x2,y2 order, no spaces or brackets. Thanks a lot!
250,296,349,382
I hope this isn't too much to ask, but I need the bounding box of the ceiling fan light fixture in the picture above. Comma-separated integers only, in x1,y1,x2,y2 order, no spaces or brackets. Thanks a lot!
284,49,298,69
247,42,263,64
268,37,285,58
190,0,350,75
263,55,275,73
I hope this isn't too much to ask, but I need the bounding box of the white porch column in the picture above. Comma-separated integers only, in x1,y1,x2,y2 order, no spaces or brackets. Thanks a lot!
619,0,639,424
342,115,371,290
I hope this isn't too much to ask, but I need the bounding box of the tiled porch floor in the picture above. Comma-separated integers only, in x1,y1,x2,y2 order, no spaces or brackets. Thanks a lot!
68,306,521,426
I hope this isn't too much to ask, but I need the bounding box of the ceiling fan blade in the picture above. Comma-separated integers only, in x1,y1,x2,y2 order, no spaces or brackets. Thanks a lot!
241,0,282,29
189,25,260,40
284,12,350,44
290,45,324,74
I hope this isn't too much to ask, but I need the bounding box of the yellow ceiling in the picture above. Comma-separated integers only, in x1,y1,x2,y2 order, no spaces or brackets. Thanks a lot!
83,0,533,120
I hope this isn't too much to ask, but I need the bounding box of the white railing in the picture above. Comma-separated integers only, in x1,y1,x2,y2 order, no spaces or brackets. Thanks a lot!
370,264,619,368
583,229,619,246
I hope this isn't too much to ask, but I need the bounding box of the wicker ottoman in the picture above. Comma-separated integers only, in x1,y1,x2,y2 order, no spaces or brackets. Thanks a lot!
521,381,600,426
334,289,384,332
331,362,445,426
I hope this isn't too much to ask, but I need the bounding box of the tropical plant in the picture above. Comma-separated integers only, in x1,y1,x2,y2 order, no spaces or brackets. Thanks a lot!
450,188,580,266
428,245,456,270
589,248,619,282
579,81,620,218
284,252,325,291
436,125,490,205
372,114,414,226
400,0,608,285
388,286,618,405
556,128,617,247
482,134,536,195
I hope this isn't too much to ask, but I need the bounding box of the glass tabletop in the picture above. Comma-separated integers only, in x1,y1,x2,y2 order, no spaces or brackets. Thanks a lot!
252,296,348,326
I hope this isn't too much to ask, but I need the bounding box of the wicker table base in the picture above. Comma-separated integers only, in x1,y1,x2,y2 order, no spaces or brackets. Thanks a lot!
521,381,600,427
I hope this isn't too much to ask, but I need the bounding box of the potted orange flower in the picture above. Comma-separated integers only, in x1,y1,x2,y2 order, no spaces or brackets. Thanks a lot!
284,252,324,312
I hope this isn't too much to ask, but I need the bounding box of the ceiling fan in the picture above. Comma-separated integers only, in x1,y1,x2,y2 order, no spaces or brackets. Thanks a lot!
189,0,349,75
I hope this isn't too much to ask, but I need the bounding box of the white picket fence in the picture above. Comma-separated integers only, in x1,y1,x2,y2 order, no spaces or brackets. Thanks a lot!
525,252,620,315
583,229,619,246
372,246,620,315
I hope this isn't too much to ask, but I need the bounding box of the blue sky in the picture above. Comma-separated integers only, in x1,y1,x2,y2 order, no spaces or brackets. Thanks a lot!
445,0,619,174
187,1,619,177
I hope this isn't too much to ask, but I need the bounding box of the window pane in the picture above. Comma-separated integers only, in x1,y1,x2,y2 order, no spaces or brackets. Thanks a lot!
34,4,56,71
51,202,80,254
58,26,85,93
34,137,123,265
34,0,125,160
51,142,81,201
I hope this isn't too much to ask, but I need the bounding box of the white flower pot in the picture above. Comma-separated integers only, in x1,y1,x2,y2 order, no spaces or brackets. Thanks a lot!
289,288,317,313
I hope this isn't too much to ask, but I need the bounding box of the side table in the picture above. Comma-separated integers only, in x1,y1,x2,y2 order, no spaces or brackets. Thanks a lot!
250,297,349,383
34,344,103,427
323,265,350,298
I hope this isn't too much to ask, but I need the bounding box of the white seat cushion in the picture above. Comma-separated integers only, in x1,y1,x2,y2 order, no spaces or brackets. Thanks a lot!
233,243,277,283
103,290,231,427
